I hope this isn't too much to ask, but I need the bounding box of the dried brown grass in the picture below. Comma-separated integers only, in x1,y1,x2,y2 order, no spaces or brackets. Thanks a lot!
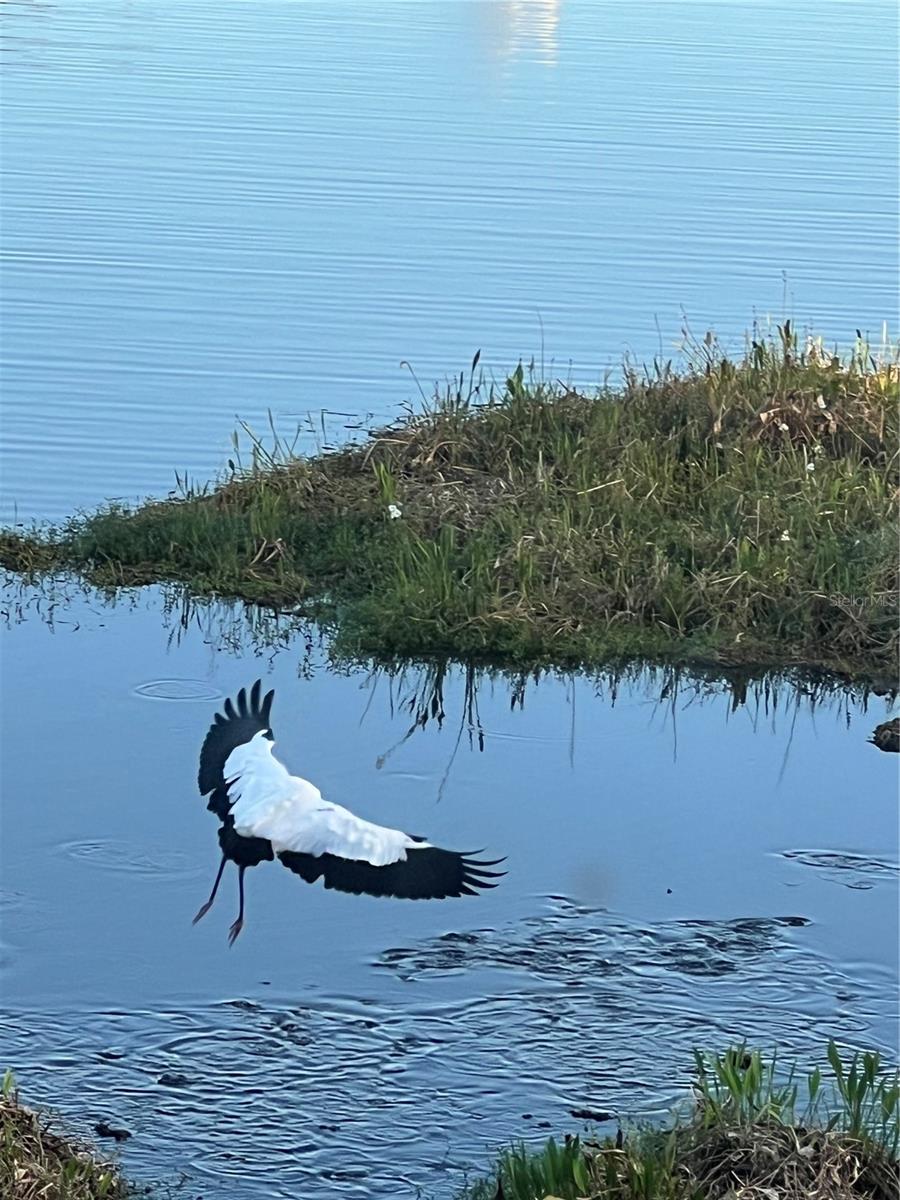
681,1122,898,1199
0,1090,128,1199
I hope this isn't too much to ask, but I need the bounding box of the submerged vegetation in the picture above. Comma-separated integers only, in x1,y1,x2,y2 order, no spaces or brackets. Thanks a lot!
2,325,897,677
464,1044,900,1200
0,1073,129,1199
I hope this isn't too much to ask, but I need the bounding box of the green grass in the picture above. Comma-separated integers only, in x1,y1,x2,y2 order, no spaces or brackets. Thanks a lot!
3,1046,897,1199
2,324,897,677
0,1071,131,1199
462,1043,900,1200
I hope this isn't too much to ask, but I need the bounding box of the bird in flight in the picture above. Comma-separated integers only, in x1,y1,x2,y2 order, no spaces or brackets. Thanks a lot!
193,681,505,944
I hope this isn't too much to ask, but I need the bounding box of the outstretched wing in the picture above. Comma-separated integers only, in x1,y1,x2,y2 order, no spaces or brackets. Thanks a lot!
206,692,507,900
198,681,275,818
278,844,505,900
230,771,505,895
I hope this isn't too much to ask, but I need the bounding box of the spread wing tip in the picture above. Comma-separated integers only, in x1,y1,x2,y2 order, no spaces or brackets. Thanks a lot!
278,846,505,901
460,853,507,893
197,680,276,797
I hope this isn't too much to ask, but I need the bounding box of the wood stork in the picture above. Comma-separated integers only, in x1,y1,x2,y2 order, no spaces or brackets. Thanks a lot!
193,681,505,944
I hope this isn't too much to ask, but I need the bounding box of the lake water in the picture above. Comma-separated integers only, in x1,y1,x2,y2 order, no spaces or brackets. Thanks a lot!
1,580,897,1197
2,0,897,524
2,4,898,1196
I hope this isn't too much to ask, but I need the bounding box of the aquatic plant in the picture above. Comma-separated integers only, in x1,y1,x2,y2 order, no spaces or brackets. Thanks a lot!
2,324,897,678
462,1042,899,1200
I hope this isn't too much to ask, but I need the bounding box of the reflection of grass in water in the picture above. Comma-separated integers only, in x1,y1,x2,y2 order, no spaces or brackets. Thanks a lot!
0,1071,128,1199
3,571,893,741
462,1044,899,1200
2,326,896,679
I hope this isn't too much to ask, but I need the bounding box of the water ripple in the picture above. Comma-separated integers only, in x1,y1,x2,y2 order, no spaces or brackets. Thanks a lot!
2,0,895,523
133,678,223,702
3,899,892,1200
780,849,900,890
57,839,201,880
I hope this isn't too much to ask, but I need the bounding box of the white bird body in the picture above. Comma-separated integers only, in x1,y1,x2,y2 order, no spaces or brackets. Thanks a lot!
226,731,427,867
193,682,503,944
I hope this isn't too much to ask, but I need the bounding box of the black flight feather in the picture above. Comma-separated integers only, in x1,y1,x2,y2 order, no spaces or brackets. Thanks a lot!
277,847,506,901
198,680,275,817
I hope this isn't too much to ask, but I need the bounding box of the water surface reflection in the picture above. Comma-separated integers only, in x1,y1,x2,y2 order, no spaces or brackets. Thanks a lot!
3,0,895,522
1,578,897,1198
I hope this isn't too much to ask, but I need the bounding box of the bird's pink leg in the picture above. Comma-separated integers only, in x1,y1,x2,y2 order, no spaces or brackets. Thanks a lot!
228,866,246,946
192,854,227,925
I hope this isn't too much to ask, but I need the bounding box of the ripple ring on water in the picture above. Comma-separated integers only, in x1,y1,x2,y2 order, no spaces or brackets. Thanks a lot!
133,679,223,702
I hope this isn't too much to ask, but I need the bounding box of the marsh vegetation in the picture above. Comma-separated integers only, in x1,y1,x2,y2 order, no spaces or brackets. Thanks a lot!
5,1043,897,1199
2,327,897,680
0,1073,130,1200
463,1044,900,1200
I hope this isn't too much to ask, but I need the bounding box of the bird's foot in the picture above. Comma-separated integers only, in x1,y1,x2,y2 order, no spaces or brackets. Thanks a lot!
227,917,244,947
192,900,214,926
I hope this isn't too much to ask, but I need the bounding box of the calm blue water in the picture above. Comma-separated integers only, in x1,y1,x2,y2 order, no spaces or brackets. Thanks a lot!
1,580,897,1198
2,5,898,1195
2,0,897,522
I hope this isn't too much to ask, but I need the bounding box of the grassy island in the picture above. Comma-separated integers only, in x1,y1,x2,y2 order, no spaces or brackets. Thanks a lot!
2,326,897,678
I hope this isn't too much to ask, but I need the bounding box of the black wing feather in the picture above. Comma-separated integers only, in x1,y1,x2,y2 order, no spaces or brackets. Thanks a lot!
198,681,275,817
277,847,505,900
